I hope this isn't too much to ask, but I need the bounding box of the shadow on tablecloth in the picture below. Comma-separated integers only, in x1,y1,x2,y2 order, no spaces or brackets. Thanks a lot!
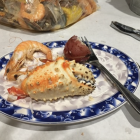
121,104,140,128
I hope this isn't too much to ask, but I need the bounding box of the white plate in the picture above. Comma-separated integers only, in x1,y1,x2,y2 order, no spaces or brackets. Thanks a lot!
0,40,139,125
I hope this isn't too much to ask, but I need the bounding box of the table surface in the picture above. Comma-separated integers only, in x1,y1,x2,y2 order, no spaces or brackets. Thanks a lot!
0,0,140,140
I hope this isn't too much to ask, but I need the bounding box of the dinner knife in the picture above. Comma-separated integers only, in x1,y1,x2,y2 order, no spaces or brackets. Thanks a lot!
110,21,140,41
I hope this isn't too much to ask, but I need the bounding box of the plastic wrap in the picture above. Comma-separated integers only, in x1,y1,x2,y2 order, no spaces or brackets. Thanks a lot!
0,0,97,31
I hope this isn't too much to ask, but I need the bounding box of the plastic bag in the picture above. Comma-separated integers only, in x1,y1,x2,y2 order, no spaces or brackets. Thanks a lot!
0,0,97,31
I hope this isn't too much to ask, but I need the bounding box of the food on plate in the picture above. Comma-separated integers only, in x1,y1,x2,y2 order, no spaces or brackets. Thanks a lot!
7,57,95,101
64,35,91,63
4,38,95,102
4,40,52,81
7,86,28,101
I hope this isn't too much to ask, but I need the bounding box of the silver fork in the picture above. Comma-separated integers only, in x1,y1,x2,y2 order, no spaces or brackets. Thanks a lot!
81,36,140,114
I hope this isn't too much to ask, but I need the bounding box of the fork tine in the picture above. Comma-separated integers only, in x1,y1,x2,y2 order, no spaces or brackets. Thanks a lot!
84,36,90,47
82,36,98,61
80,37,91,58
84,36,88,42
84,36,94,54
84,37,91,48
81,37,84,43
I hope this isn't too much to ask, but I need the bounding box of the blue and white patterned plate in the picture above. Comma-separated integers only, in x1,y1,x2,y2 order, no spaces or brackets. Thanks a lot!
0,41,139,125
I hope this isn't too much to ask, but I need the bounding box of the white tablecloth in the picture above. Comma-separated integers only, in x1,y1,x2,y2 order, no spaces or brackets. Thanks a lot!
0,0,140,140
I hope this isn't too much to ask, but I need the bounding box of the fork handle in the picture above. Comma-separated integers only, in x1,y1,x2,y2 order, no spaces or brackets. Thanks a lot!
90,61,140,114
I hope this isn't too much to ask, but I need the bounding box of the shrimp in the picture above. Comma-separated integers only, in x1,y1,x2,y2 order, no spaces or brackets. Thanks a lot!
17,17,29,29
88,0,97,13
0,11,5,17
20,2,45,22
4,40,52,81
78,0,97,19
6,71,27,81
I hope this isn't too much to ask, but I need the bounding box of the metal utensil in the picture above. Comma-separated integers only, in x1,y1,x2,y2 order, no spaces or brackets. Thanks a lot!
136,62,140,69
112,21,140,35
81,36,140,114
110,21,140,41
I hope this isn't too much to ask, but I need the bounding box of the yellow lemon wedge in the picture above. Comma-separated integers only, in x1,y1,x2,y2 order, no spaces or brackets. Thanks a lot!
62,5,83,26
